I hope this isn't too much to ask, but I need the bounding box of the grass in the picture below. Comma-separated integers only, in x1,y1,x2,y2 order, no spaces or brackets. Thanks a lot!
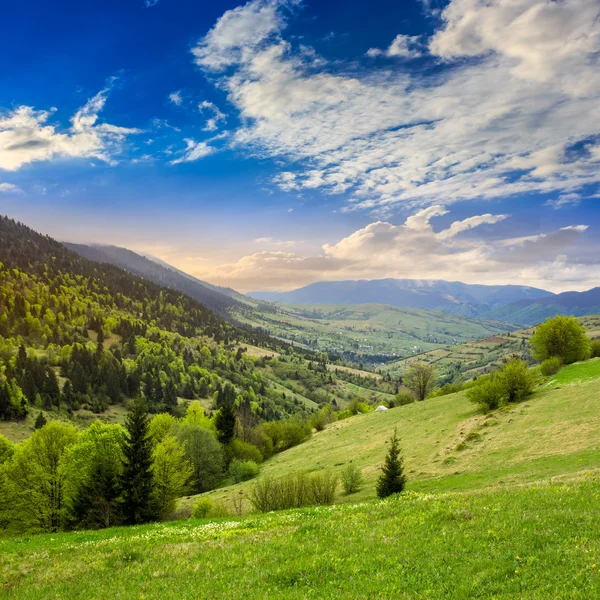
188,370,600,511
1,481,599,598
548,358,600,386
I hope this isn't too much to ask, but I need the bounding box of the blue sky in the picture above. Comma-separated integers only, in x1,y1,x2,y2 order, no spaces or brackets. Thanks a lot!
1,0,599,292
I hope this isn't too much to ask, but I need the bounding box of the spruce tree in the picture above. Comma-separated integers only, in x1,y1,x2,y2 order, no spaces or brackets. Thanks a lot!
121,400,154,524
34,411,47,430
376,428,406,498
215,384,236,445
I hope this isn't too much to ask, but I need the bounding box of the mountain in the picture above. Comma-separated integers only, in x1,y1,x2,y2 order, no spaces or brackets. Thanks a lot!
249,279,554,317
487,287,600,325
64,243,246,315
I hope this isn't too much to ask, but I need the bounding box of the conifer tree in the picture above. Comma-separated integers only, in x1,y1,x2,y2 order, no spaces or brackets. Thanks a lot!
215,384,236,445
121,400,154,524
376,428,406,499
34,412,47,430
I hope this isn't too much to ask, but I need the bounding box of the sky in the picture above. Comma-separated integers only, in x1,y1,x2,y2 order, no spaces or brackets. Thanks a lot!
1,0,599,293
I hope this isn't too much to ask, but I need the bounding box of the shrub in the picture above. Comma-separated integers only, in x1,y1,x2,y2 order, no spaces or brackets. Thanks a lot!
540,356,562,377
309,471,338,505
258,418,312,454
230,439,263,464
249,471,338,513
229,459,260,483
467,359,537,411
530,315,591,365
191,498,213,519
395,391,416,406
429,382,465,398
496,359,537,404
340,464,364,495
466,374,504,411
590,339,600,358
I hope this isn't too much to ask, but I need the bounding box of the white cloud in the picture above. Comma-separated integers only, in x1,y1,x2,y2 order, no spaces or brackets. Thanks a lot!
367,34,423,59
254,236,297,247
145,0,160,7
0,86,141,171
0,183,22,194
170,138,215,164
198,101,226,131
191,206,591,292
191,0,600,212
545,193,581,210
169,91,183,106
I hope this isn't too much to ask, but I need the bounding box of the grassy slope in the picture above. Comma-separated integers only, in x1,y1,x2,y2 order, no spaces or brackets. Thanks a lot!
233,302,513,361
383,314,600,379
190,362,600,511
1,482,599,599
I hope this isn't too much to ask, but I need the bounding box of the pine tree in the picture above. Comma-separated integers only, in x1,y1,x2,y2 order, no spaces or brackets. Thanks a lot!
34,411,47,430
121,400,155,524
215,384,236,445
376,428,406,498
0,382,11,420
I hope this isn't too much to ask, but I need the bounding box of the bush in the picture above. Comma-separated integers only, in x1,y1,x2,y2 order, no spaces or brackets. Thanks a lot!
191,498,213,519
395,391,415,406
230,439,263,464
191,498,231,519
590,339,600,358
309,471,338,505
249,471,338,513
467,359,537,411
429,382,465,398
229,459,260,483
257,418,312,454
540,356,562,376
340,464,364,495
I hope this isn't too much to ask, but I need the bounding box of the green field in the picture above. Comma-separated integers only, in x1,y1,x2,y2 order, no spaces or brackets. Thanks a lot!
184,360,600,511
1,481,599,599
383,315,600,380
233,302,514,363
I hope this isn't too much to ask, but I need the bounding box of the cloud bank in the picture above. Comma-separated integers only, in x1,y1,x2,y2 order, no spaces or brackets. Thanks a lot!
186,206,592,292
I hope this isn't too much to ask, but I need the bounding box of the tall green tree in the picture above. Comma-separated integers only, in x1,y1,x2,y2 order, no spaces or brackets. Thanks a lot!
151,435,193,519
530,315,591,365
121,400,155,525
404,362,437,401
3,421,79,532
376,428,406,499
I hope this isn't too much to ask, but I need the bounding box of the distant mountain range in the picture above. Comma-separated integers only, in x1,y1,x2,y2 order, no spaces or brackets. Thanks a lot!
249,279,554,318
250,279,600,325
487,287,600,324
64,243,248,315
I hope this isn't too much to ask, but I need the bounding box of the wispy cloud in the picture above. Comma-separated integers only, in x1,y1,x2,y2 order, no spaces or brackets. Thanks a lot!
366,34,423,59
0,83,141,171
144,0,160,8
168,90,183,106
191,0,600,212
170,138,215,164
198,101,226,132
0,183,22,194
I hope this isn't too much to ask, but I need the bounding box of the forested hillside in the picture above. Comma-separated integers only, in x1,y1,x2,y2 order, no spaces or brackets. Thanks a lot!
0,217,308,422
64,242,246,315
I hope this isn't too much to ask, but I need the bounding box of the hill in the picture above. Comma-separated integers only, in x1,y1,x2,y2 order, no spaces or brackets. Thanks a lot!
2,361,599,598
381,314,600,381
488,287,600,325
64,243,246,315
185,359,600,510
249,278,553,317
232,302,516,365
0,216,318,425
